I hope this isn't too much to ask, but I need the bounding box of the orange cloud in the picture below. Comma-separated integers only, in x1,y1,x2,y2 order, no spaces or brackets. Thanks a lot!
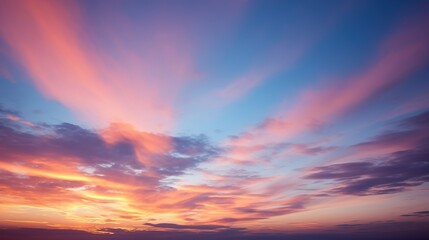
100,123,171,171
0,0,199,132
0,115,286,231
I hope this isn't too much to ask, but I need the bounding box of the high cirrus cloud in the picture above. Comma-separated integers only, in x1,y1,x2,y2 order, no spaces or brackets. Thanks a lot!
0,0,245,132
212,1,353,107
226,11,429,151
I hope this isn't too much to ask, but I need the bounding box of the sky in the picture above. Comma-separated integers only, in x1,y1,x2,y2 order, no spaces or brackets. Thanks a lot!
0,0,429,239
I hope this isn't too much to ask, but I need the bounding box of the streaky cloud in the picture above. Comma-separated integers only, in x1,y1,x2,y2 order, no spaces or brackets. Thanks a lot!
306,111,429,195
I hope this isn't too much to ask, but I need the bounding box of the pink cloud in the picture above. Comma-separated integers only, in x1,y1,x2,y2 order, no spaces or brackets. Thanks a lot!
211,1,354,107
0,0,210,132
5,114,19,121
232,13,429,147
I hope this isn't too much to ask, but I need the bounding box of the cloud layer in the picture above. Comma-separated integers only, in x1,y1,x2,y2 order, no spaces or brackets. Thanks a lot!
0,0,429,237
305,111,429,195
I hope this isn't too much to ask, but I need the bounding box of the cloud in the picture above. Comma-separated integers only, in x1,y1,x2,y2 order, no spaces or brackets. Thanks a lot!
214,217,264,223
230,194,311,219
289,143,336,155
226,10,429,151
144,222,237,231
1,0,429,236
0,0,246,132
401,211,429,217
211,0,353,106
305,111,429,196
0,105,17,115
0,107,225,226
353,111,429,152
0,112,219,180
0,106,313,228
334,220,429,235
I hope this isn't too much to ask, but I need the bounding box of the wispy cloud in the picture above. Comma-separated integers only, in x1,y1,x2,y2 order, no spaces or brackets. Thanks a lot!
1,0,429,236
305,111,429,196
401,211,429,217
228,11,429,150
210,1,353,107
0,0,245,132
144,222,243,231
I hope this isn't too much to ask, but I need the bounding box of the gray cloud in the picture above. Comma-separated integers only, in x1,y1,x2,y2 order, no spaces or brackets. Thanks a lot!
144,222,233,230
401,211,429,217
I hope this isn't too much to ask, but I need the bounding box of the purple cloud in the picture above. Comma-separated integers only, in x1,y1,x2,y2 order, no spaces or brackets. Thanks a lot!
144,222,237,230
0,107,220,191
306,111,429,195
401,211,429,217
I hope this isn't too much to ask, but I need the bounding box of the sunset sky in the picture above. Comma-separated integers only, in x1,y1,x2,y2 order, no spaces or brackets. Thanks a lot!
1,0,429,239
